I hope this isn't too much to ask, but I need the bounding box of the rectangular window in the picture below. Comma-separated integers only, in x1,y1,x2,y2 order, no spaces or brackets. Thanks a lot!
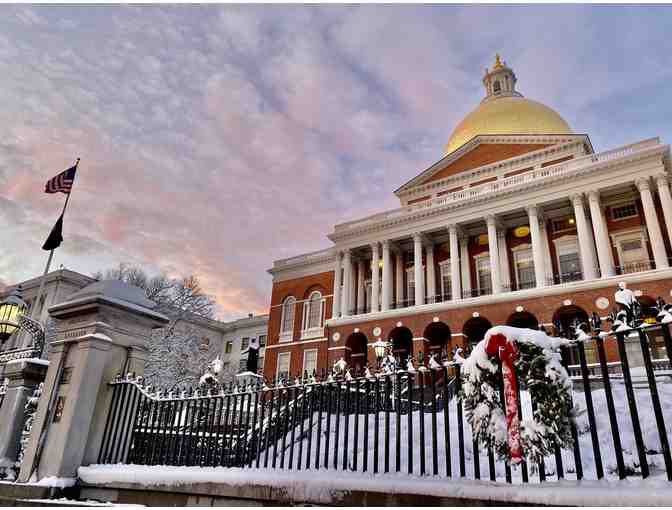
239,358,247,372
513,248,536,289
241,337,250,351
225,341,233,354
302,349,318,376
257,357,264,373
277,352,291,381
619,237,650,272
551,218,576,233
439,260,452,300
476,257,492,295
611,202,638,221
558,251,582,281
258,334,267,347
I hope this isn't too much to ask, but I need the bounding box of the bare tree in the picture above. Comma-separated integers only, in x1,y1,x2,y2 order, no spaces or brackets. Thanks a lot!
93,263,217,389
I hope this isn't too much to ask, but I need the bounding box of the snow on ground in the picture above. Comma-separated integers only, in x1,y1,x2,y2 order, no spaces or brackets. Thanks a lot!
33,476,77,488
263,380,672,482
78,464,672,506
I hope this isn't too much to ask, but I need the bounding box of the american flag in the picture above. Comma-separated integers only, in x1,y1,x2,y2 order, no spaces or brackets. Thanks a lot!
44,164,77,194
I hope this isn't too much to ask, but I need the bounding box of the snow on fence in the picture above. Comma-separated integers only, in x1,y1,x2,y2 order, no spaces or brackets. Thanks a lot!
98,325,672,484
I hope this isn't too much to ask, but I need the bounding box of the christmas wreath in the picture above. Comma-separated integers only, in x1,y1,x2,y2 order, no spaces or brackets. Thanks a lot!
459,326,575,464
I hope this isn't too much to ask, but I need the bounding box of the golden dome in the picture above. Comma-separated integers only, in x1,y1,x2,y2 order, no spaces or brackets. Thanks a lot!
445,56,572,155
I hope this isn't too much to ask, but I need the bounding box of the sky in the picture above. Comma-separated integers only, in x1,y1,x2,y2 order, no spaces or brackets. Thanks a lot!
2,4,672,321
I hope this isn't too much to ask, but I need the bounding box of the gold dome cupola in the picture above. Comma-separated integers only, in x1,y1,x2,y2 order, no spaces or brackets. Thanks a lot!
444,55,573,155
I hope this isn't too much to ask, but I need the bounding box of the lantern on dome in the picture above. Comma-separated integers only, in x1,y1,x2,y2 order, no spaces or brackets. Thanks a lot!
0,287,27,344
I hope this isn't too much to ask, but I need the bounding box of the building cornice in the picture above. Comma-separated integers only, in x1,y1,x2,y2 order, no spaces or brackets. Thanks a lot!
329,139,667,244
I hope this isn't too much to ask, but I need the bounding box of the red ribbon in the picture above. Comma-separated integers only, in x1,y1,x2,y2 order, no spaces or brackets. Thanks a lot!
485,333,523,463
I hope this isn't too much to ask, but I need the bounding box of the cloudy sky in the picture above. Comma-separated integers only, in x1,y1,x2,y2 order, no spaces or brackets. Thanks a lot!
1,5,672,320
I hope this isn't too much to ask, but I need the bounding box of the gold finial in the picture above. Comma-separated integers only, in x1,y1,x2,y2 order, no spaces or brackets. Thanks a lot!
493,53,504,69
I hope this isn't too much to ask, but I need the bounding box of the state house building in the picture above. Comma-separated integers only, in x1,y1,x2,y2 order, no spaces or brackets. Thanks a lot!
264,56,672,381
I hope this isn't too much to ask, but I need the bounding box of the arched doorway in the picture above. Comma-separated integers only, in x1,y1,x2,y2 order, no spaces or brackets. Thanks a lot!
423,321,451,361
463,316,493,347
388,326,413,365
553,304,590,364
346,332,368,375
506,311,539,330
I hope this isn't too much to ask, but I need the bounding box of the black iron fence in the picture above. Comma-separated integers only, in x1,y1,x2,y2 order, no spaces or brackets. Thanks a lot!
99,325,672,483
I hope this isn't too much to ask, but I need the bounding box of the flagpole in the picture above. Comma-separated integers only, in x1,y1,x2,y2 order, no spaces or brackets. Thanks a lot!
30,158,80,320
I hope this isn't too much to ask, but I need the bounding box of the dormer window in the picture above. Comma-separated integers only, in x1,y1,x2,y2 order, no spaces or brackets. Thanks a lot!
493,80,501,94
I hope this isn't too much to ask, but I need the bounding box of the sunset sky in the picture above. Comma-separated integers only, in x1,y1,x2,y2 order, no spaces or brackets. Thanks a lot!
2,4,672,320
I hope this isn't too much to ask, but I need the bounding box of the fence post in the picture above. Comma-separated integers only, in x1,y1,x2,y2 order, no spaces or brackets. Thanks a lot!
16,280,168,482
0,359,48,479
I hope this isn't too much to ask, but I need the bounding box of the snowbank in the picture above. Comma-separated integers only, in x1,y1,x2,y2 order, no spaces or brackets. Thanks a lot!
78,464,672,506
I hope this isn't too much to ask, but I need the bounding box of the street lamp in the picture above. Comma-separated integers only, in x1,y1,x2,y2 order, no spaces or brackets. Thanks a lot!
0,287,27,345
373,338,388,369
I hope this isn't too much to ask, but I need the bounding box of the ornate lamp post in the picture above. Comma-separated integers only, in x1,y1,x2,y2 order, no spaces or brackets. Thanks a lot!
373,338,388,370
0,286,45,362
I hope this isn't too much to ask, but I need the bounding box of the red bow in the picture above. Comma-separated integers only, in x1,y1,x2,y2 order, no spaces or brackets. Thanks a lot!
485,333,523,463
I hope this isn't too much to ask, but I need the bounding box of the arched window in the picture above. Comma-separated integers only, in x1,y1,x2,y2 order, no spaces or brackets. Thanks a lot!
280,296,296,341
302,291,325,338
493,80,501,94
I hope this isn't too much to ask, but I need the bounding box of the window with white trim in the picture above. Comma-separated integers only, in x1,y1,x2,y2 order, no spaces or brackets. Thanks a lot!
301,291,326,339
439,260,452,299
241,337,250,351
513,247,535,289
610,202,638,221
554,236,582,282
302,348,318,376
279,296,296,341
475,255,492,295
258,334,267,347
277,352,291,381
616,233,650,273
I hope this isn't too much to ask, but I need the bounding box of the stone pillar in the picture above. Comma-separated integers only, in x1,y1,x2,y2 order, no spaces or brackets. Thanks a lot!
498,230,511,291
341,250,353,317
413,233,425,306
587,190,616,277
486,215,502,294
356,260,366,314
332,251,342,318
371,243,380,313
425,242,436,303
395,251,404,307
637,177,669,269
540,219,553,282
448,225,462,301
571,193,598,280
0,359,48,479
459,235,471,298
656,174,672,259
381,240,392,311
18,280,169,482
527,205,547,288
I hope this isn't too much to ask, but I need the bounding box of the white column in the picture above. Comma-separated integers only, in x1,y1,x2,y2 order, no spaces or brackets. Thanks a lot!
587,190,615,277
486,215,502,294
655,174,672,255
571,194,598,280
332,251,342,318
637,178,669,269
356,260,365,314
539,219,553,282
341,249,353,317
498,230,511,291
459,235,471,297
371,243,380,313
381,240,392,311
426,242,436,303
527,205,547,288
413,233,425,306
395,251,404,307
448,225,462,301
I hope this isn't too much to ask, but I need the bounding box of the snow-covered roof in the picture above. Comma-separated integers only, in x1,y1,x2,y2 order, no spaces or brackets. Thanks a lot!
67,280,157,309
